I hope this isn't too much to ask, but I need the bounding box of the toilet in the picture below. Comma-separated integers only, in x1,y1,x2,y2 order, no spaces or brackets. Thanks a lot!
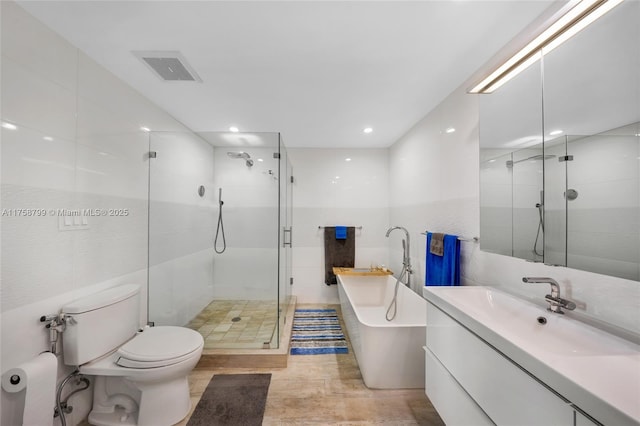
61,284,204,426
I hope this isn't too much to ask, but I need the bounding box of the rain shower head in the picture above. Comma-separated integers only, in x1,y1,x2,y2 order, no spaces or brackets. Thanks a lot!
227,151,253,167
506,154,556,168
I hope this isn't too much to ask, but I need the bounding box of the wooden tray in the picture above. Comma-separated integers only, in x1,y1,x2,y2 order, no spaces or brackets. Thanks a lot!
333,267,393,276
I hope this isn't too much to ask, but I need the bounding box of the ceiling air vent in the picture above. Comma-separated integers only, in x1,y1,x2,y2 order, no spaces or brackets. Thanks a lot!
133,51,202,82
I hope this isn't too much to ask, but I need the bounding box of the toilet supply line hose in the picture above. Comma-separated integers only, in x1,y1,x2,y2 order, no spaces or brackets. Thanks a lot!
56,369,90,426
214,188,226,254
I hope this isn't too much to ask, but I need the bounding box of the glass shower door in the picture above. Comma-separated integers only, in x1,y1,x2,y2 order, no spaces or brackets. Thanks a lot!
148,131,288,350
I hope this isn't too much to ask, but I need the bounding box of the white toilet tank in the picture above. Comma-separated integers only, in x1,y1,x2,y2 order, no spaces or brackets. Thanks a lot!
62,284,141,366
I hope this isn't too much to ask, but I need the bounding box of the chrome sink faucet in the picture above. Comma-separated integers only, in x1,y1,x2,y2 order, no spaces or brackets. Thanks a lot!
522,277,576,314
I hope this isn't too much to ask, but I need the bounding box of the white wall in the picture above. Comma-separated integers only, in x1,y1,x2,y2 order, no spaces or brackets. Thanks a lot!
0,2,192,424
389,84,640,340
289,148,389,304
210,146,280,301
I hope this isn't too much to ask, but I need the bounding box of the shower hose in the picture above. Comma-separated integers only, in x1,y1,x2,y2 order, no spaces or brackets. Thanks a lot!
214,188,226,254
533,203,544,257
385,264,408,322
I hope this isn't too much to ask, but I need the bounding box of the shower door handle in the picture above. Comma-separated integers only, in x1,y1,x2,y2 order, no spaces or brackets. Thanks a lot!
283,227,292,248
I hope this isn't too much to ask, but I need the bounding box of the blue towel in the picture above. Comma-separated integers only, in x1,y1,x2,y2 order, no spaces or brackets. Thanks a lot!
335,226,347,240
425,232,460,286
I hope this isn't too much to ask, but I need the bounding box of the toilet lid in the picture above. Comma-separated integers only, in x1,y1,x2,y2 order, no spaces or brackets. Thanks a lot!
116,326,203,368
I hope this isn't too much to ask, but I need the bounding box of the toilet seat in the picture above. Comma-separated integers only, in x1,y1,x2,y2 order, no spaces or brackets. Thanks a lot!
116,326,203,369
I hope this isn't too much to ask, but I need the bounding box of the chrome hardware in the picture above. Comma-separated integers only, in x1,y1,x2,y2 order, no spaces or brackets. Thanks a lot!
40,313,69,353
522,277,576,314
385,226,413,288
283,227,292,247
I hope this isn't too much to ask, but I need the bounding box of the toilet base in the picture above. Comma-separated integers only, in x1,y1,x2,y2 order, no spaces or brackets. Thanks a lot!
88,375,192,426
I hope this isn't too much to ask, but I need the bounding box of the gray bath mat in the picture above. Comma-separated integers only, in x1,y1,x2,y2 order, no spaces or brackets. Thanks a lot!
187,373,271,426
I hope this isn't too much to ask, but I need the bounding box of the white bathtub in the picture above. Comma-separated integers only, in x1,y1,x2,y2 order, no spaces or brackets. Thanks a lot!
337,274,427,389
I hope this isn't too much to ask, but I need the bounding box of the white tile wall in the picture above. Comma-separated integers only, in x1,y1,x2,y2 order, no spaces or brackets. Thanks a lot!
289,148,390,303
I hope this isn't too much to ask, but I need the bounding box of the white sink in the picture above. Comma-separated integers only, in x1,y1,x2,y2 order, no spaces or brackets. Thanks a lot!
424,285,640,425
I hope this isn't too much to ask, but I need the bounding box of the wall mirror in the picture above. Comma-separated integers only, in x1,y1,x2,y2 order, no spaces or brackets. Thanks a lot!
479,0,640,281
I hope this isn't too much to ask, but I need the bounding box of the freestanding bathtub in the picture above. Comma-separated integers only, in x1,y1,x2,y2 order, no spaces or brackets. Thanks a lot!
337,274,427,389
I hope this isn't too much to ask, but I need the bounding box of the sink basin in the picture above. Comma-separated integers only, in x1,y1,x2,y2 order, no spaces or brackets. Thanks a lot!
424,285,640,425
426,286,637,357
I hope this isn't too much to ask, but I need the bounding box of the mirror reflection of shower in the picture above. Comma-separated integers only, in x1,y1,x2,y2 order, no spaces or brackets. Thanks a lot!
505,154,556,168
533,190,544,257
506,153,555,258
227,151,254,167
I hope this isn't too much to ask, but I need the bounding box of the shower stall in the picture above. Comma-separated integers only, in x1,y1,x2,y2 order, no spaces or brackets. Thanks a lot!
147,131,293,351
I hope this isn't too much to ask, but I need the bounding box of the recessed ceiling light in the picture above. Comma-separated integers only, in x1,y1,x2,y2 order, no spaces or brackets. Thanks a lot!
229,126,239,133
140,126,151,132
335,176,340,179
549,130,563,136
345,158,352,162
488,159,496,163
363,127,373,134
43,136,53,141
445,127,456,134
257,158,264,162
2,122,17,130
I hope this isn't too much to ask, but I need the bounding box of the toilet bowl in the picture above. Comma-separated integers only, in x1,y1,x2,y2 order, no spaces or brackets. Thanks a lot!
62,285,203,426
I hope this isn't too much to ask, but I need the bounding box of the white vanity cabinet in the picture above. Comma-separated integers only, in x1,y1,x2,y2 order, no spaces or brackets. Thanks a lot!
426,301,574,425
422,286,639,426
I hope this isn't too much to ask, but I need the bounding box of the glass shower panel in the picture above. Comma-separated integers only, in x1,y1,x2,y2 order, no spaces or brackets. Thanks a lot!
147,131,216,328
148,131,286,350
277,134,293,349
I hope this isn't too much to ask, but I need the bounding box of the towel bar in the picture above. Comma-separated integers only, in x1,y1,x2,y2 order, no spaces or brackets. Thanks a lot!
421,232,479,243
318,226,363,230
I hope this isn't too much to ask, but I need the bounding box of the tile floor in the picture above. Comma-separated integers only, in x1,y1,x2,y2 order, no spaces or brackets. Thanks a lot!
186,299,279,350
177,304,445,425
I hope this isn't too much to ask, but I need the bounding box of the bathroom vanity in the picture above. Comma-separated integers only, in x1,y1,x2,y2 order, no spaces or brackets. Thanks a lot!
423,286,640,426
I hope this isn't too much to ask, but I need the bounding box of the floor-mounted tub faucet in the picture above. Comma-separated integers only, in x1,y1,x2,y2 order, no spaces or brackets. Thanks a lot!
522,277,576,314
385,226,412,288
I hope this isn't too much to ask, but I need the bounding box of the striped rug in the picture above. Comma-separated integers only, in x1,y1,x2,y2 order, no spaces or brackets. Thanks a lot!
290,309,349,355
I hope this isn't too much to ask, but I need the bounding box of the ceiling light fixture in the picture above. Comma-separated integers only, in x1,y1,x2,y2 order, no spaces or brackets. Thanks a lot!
2,122,17,130
43,136,53,141
363,127,373,134
140,126,151,132
229,126,239,133
345,158,352,162
469,0,623,94
549,129,564,136
445,127,456,134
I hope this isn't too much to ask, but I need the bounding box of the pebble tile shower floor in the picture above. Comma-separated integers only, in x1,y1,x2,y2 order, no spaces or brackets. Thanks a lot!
186,300,278,349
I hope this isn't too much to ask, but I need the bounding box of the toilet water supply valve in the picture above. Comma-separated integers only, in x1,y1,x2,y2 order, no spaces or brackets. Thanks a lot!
39,313,74,355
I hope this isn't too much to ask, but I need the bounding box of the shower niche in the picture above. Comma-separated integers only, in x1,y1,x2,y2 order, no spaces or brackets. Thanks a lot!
146,131,293,351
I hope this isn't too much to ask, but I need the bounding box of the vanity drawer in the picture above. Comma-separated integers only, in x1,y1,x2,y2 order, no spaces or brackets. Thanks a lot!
426,301,574,425
425,347,494,426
